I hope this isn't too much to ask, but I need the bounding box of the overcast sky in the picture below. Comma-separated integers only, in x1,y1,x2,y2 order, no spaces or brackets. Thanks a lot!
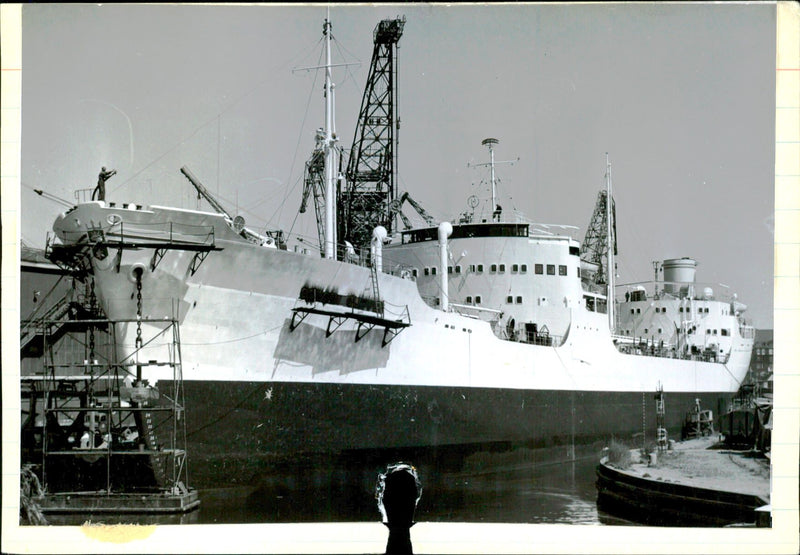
19,3,776,328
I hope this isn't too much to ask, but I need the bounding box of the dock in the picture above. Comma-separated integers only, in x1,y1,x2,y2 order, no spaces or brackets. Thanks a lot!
596,436,770,527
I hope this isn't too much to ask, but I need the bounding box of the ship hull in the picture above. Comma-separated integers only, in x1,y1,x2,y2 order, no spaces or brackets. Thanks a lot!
49,203,752,490
177,379,729,489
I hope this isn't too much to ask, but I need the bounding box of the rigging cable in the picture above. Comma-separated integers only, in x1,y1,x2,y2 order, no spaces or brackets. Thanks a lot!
109,35,326,198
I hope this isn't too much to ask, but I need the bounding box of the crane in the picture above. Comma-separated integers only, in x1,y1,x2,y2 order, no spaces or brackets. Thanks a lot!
580,163,618,287
387,192,436,230
299,132,327,255
339,17,406,255
180,166,280,248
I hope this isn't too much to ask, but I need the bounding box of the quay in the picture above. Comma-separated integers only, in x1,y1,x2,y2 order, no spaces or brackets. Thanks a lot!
596,436,770,527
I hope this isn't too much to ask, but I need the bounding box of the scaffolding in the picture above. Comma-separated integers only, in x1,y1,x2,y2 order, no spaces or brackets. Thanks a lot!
655,383,667,453
21,294,199,514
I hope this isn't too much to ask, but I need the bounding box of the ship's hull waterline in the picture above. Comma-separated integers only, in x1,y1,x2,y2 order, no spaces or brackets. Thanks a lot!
178,380,730,489
52,203,752,486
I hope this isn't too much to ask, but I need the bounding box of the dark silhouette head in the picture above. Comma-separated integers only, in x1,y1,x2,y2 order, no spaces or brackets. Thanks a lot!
377,463,422,555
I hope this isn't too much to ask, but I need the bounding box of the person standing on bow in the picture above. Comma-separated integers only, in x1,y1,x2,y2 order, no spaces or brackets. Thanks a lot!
92,166,116,201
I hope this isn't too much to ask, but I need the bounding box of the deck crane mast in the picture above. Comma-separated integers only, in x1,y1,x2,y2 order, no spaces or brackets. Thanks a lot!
299,133,327,256
339,17,405,257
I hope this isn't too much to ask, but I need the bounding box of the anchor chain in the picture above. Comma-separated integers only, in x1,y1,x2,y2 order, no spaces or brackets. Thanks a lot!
88,278,96,373
88,325,96,362
135,270,143,350
89,277,97,312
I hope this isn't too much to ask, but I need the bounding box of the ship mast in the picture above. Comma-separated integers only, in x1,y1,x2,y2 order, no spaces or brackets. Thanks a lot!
605,152,615,332
470,138,517,222
323,14,338,260
484,138,498,215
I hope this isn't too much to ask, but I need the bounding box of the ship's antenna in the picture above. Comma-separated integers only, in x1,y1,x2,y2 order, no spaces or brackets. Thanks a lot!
606,153,615,332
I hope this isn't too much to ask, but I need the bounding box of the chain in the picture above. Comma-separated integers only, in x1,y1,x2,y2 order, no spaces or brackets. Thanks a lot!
135,271,143,349
88,278,96,371
89,325,95,361
89,277,98,312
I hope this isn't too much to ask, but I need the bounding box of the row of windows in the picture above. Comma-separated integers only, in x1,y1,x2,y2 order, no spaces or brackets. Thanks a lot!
422,263,575,277
630,306,714,315
679,307,711,313
464,295,482,304
624,327,729,336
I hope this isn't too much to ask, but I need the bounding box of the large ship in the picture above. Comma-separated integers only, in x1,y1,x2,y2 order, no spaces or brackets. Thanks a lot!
34,17,754,491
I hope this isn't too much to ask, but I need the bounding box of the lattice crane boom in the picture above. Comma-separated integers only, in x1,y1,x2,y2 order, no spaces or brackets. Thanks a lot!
339,17,406,254
580,189,617,285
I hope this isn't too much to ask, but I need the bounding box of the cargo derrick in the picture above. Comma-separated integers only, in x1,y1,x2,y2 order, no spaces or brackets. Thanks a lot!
340,17,405,256
299,139,326,256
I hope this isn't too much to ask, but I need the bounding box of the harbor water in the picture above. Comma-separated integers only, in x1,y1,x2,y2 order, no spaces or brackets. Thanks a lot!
45,447,632,526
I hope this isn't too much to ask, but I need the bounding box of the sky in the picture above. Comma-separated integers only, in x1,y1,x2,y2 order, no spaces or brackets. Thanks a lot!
18,3,776,328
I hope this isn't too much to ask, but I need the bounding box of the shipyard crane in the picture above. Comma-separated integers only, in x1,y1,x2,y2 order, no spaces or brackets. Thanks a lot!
339,17,406,255
387,192,436,230
580,171,617,286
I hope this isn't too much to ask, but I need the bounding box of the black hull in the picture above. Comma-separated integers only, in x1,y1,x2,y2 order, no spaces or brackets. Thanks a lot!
178,381,729,489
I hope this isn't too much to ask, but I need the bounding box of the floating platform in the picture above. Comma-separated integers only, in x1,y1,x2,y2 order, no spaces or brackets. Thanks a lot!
35,490,200,514
596,437,770,527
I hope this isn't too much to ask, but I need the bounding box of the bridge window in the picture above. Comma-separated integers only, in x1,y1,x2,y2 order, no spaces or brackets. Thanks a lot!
490,264,497,273
477,264,483,273
637,308,641,314
658,328,662,333
535,264,543,274
679,307,683,312
466,296,473,304
721,329,729,336
448,266,453,274
516,296,523,304
559,265,567,276
431,267,437,276
475,295,482,304
499,264,506,273
506,296,513,303
512,264,519,273
424,268,430,276
644,328,648,334
455,265,462,274
631,309,635,314
547,264,555,275
412,269,418,277
577,267,581,278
